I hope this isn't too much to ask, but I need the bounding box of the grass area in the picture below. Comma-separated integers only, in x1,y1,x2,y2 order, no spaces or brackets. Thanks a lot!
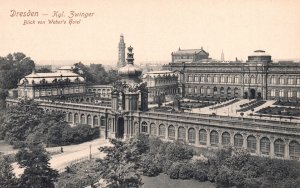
56,158,216,188
258,106,300,116
56,159,103,188
142,174,215,188
0,140,14,152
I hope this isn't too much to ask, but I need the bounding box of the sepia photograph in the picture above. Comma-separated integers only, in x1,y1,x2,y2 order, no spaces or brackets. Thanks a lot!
1,0,300,187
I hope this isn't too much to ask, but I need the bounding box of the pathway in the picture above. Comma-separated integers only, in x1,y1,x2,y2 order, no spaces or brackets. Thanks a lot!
12,138,112,177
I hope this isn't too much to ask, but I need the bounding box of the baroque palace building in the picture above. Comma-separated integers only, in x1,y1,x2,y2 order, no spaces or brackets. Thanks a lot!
165,48,300,101
5,38,300,161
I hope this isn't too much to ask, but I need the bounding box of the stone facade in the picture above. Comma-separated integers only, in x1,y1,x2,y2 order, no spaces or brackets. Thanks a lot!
164,50,300,101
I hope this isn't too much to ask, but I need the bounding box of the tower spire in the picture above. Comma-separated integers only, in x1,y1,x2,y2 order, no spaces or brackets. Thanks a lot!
117,34,126,68
221,49,224,61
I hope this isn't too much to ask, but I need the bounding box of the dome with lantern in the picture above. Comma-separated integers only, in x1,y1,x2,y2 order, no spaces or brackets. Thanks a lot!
118,46,142,79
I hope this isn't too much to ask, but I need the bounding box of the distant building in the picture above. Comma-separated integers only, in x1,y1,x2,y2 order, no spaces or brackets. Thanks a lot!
171,47,211,63
165,49,300,101
117,34,126,68
142,70,179,103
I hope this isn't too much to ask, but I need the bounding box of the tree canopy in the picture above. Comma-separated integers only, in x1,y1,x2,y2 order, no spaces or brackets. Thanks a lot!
16,144,59,188
0,52,35,107
73,62,120,84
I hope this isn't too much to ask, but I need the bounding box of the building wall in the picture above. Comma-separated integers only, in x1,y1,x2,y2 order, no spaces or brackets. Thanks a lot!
7,98,298,160
166,62,300,100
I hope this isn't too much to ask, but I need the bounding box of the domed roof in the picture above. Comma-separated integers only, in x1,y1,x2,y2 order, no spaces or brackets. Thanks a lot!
118,63,142,77
249,50,271,57
118,46,142,78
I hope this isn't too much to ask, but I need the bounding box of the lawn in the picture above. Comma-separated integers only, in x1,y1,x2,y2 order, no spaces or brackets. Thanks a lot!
142,174,215,188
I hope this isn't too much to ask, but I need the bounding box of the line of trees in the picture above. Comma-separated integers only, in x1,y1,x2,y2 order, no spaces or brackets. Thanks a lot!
0,100,99,148
98,135,300,188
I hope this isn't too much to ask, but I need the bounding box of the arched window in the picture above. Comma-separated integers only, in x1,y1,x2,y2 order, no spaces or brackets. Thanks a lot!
213,87,218,95
87,114,92,125
199,129,207,145
93,116,99,126
234,76,239,83
220,87,225,96
80,114,85,124
159,124,165,138
289,141,300,160
68,112,73,123
168,125,175,140
74,113,79,124
227,87,232,97
141,122,148,133
178,127,186,142
188,128,195,143
210,130,219,146
288,90,293,98
234,134,243,148
287,78,293,85
247,136,257,153
100,116,106,128
279,77,285,85
279,89,284,97
222,132,230,146
150,123,156,136
200,87,204,94
274,139,285,157
207,87,211,95
194,75,199,82
271,89,276,97
234,88,239,97
271,76,276,84
260,137,270,155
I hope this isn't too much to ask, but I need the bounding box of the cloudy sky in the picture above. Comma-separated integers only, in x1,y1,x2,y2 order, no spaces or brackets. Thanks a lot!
1,0,300,65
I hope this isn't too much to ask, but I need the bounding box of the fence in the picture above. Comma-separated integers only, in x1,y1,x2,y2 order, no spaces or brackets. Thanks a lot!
1,146,63,156
57,152,103,174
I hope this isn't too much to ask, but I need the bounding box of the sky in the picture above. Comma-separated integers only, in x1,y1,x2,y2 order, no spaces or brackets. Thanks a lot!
1,0,300,65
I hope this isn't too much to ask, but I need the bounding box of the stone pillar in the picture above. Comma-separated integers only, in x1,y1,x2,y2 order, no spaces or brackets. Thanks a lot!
123,117,128,139
230,131,234,146
218,130,222,147
175,126,178,140
243,133,247,149
165,125,168,140
285,139,290,159
186,127,189,143
195,128,200,146
207,129,211,147
270,137,275,158
256,136,260,155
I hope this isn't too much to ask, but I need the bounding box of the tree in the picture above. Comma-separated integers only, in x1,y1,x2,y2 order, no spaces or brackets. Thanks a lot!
36,67,52,73
0,155,18,188
16,144,59,188
99,139,143,188
0,52,35,107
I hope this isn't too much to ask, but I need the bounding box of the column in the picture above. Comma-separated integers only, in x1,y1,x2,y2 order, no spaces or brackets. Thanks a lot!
218,130,222,147
195,128,200,146
230,131,234,146
207,129,211,147
175,126,178,140
165,125,168,140
243,133,247,149
256,136,260,155
186,127,189,143
285,139,290,159
270,137,275,158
